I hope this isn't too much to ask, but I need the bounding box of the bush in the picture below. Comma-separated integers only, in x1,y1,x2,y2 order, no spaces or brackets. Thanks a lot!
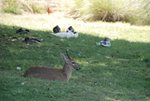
29,2,47,14
2,0,22,14
1,0,47,14
67,0,150,25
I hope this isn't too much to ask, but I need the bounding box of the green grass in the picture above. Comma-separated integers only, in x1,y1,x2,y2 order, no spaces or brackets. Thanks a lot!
0,14,150,101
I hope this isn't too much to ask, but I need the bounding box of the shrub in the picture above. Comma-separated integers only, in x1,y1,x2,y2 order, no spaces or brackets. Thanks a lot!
1,0,47,14
29,2,47,14
2,0,22,14
67,0,150,25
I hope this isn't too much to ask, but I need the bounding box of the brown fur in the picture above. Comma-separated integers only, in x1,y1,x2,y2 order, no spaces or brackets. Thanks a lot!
23,54,80,81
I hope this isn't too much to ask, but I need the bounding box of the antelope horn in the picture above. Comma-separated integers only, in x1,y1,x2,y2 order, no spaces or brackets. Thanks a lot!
66,49,71,59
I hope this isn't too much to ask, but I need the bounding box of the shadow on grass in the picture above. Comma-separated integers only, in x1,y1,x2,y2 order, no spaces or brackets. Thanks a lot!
0,24,150,101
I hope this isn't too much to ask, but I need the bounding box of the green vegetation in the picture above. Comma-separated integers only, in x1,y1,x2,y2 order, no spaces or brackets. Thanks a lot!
1,0,47,14
2,0,22,14
1,0,150,25
65,0,150,25
0,14,150,101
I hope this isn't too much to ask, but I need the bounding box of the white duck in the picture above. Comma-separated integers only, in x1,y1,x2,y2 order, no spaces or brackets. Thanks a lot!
52,26,79,38
54,31,78,38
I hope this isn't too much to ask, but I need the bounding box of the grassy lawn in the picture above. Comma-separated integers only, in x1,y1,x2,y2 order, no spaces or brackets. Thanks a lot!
0,13,150,101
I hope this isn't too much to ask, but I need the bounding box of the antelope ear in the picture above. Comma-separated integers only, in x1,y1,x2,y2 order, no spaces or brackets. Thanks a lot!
60,53,69,63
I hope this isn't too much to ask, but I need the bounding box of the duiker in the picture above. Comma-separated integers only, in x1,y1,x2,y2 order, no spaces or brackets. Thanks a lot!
23,53,80,81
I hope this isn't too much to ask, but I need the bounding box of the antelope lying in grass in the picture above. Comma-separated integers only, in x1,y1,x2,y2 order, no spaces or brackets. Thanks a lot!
23,53,80,81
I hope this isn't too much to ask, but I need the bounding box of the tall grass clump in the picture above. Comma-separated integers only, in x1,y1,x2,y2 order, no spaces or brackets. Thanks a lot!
22,0,47,14
66,0,150,25
2,0,22,14
1,0,48,14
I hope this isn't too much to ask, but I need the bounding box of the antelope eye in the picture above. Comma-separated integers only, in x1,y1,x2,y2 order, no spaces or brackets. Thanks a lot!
71,61,77,66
